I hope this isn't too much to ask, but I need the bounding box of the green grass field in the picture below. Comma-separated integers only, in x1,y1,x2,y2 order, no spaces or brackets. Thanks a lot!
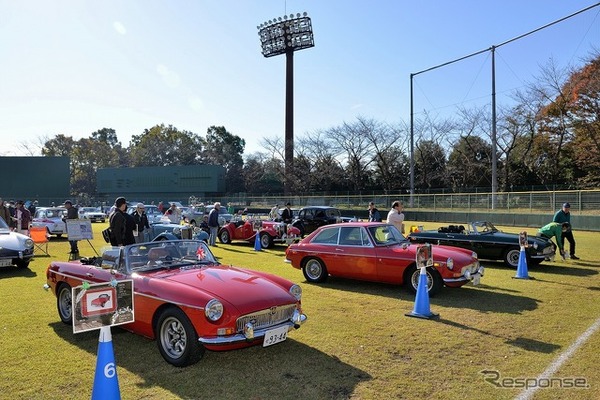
1,221,599,400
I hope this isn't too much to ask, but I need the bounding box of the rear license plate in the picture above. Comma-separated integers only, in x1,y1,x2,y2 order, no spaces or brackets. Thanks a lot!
263,325,288,347
0,259,12,267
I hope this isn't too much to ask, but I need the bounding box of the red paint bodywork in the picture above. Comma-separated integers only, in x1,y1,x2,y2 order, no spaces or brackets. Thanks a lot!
46,244,304,352
218,219,300,247
285,222,482,289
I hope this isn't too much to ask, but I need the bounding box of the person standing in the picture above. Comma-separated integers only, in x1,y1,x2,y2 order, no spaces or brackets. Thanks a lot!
207,202,221,246
165,203,182,224
387,201,405,233
553,202,578,259
63,200,79,254
132,203,150,243
109,197,135,246
538,221,570,260
368,202,382,222
12,200,31,236
0,198,11,226
281,203,293,224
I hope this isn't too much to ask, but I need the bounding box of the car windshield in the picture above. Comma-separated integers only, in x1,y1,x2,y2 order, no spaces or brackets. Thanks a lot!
81,207,101,213
45,209,66,218
472,221,497,234
0,217,8,230
367,224,407,246
119,240,218,273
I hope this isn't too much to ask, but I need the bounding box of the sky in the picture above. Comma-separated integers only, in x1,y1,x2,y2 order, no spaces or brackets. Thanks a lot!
1,0,598,157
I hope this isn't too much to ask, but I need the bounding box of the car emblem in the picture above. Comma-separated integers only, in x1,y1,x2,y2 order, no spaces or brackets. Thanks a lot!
270,306,277,315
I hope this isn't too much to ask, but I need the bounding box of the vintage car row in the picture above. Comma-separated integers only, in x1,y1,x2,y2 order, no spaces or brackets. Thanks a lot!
218,217,300,248
32,207,68,237
407,221,556,268
0,216,34,269
45,239,307,367
285,222,484,296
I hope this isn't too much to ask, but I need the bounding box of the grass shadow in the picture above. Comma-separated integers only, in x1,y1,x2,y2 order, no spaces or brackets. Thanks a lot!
48,322,371,399
438,319,560,354
0,266,37,279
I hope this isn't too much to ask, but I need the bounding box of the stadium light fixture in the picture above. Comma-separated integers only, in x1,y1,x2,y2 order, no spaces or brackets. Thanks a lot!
258,12,315,194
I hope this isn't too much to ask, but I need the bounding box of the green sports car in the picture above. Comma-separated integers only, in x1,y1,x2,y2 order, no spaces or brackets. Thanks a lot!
407,221,555,268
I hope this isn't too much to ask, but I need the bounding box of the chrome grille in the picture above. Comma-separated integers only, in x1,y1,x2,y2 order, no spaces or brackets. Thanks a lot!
236,304,297,332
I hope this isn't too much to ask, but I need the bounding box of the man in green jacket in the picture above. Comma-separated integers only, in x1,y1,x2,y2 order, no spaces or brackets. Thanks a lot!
538,222,570,259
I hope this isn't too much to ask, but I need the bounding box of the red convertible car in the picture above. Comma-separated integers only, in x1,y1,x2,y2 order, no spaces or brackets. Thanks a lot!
90,293,111,307
45,240,307,367
285,222,484,296
218,217,301,248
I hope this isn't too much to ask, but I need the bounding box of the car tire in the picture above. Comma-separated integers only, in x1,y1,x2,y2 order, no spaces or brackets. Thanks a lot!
260,233,273,249
57,283,73,324
302,257,328,283
156,307,205,367
56,234,63,238
404,265,443,296
503,247,521,268
219,229,231,244
15,259,30,269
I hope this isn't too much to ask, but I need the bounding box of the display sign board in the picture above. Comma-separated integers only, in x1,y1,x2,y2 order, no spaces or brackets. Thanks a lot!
72,280,134,333
519,231,528,248
66,219,93,241
416,243,433,268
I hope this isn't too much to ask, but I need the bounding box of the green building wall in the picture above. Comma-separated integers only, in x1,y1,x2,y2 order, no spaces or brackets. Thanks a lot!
97,165,226,204
0,156,70,203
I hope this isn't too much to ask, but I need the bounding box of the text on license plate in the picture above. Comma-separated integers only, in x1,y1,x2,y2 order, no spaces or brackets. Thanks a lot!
263,325,288,347
0,259,13,267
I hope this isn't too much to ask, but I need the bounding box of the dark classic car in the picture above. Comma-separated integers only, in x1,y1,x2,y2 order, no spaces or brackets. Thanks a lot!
292,206,343,237
218,217,301,248
285,222,484,296
0,217,34,269
45,240,307,367
407,221,556,268
148,221,209,242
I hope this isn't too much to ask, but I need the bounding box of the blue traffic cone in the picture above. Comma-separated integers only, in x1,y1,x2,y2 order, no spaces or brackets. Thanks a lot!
513,246,530,279
91,326,121,400
254,232,262,251
405,267,439,319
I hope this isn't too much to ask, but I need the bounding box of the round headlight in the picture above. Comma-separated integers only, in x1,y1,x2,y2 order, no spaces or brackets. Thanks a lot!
471,252,478,259
172,227,181,235
25,239,34,248
289,284,302,301
533,242,538,249
446,257,454,270
205,299,223,321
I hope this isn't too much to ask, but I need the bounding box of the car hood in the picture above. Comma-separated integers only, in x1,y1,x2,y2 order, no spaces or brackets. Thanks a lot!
0,230,31,249
150,265,295,314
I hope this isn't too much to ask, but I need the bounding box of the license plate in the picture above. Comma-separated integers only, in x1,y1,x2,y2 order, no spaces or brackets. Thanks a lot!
472,274,481,286
263,325,288,347
0,259,12,267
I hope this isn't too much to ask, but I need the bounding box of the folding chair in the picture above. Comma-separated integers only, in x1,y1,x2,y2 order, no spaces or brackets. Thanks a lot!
30,226,50,256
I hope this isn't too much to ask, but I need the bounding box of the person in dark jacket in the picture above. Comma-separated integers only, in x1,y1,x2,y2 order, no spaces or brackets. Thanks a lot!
109,197,135,246
207,202,221,246
63,200,79,254
368,202,382,222
132,203,150,243
553,202,578,259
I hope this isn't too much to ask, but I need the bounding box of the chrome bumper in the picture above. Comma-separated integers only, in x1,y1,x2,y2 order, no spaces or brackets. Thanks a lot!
198,313,307,346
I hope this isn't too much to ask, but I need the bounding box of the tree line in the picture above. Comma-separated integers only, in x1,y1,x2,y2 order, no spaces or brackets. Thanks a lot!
34,53,600,198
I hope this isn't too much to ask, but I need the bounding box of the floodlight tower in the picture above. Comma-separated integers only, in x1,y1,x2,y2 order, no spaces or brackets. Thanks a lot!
258,12,315,195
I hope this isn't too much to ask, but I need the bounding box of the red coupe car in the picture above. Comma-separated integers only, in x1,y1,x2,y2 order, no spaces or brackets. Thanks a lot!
285,222,484,296
45,240,307,367
218,218,301,248
90,293,111,307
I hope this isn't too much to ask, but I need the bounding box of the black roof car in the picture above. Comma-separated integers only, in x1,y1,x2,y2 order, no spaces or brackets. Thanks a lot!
292,206,342,237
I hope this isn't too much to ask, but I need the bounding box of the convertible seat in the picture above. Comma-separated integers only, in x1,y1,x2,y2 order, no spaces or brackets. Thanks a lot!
148,247,170,263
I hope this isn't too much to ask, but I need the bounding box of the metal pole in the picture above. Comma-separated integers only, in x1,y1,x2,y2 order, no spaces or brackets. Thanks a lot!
409,73,415,207
491,46,498,209
285,50,294,195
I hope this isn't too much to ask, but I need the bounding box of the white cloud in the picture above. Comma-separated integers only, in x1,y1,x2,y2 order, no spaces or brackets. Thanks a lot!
156,64,181,88
113,21,127,35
